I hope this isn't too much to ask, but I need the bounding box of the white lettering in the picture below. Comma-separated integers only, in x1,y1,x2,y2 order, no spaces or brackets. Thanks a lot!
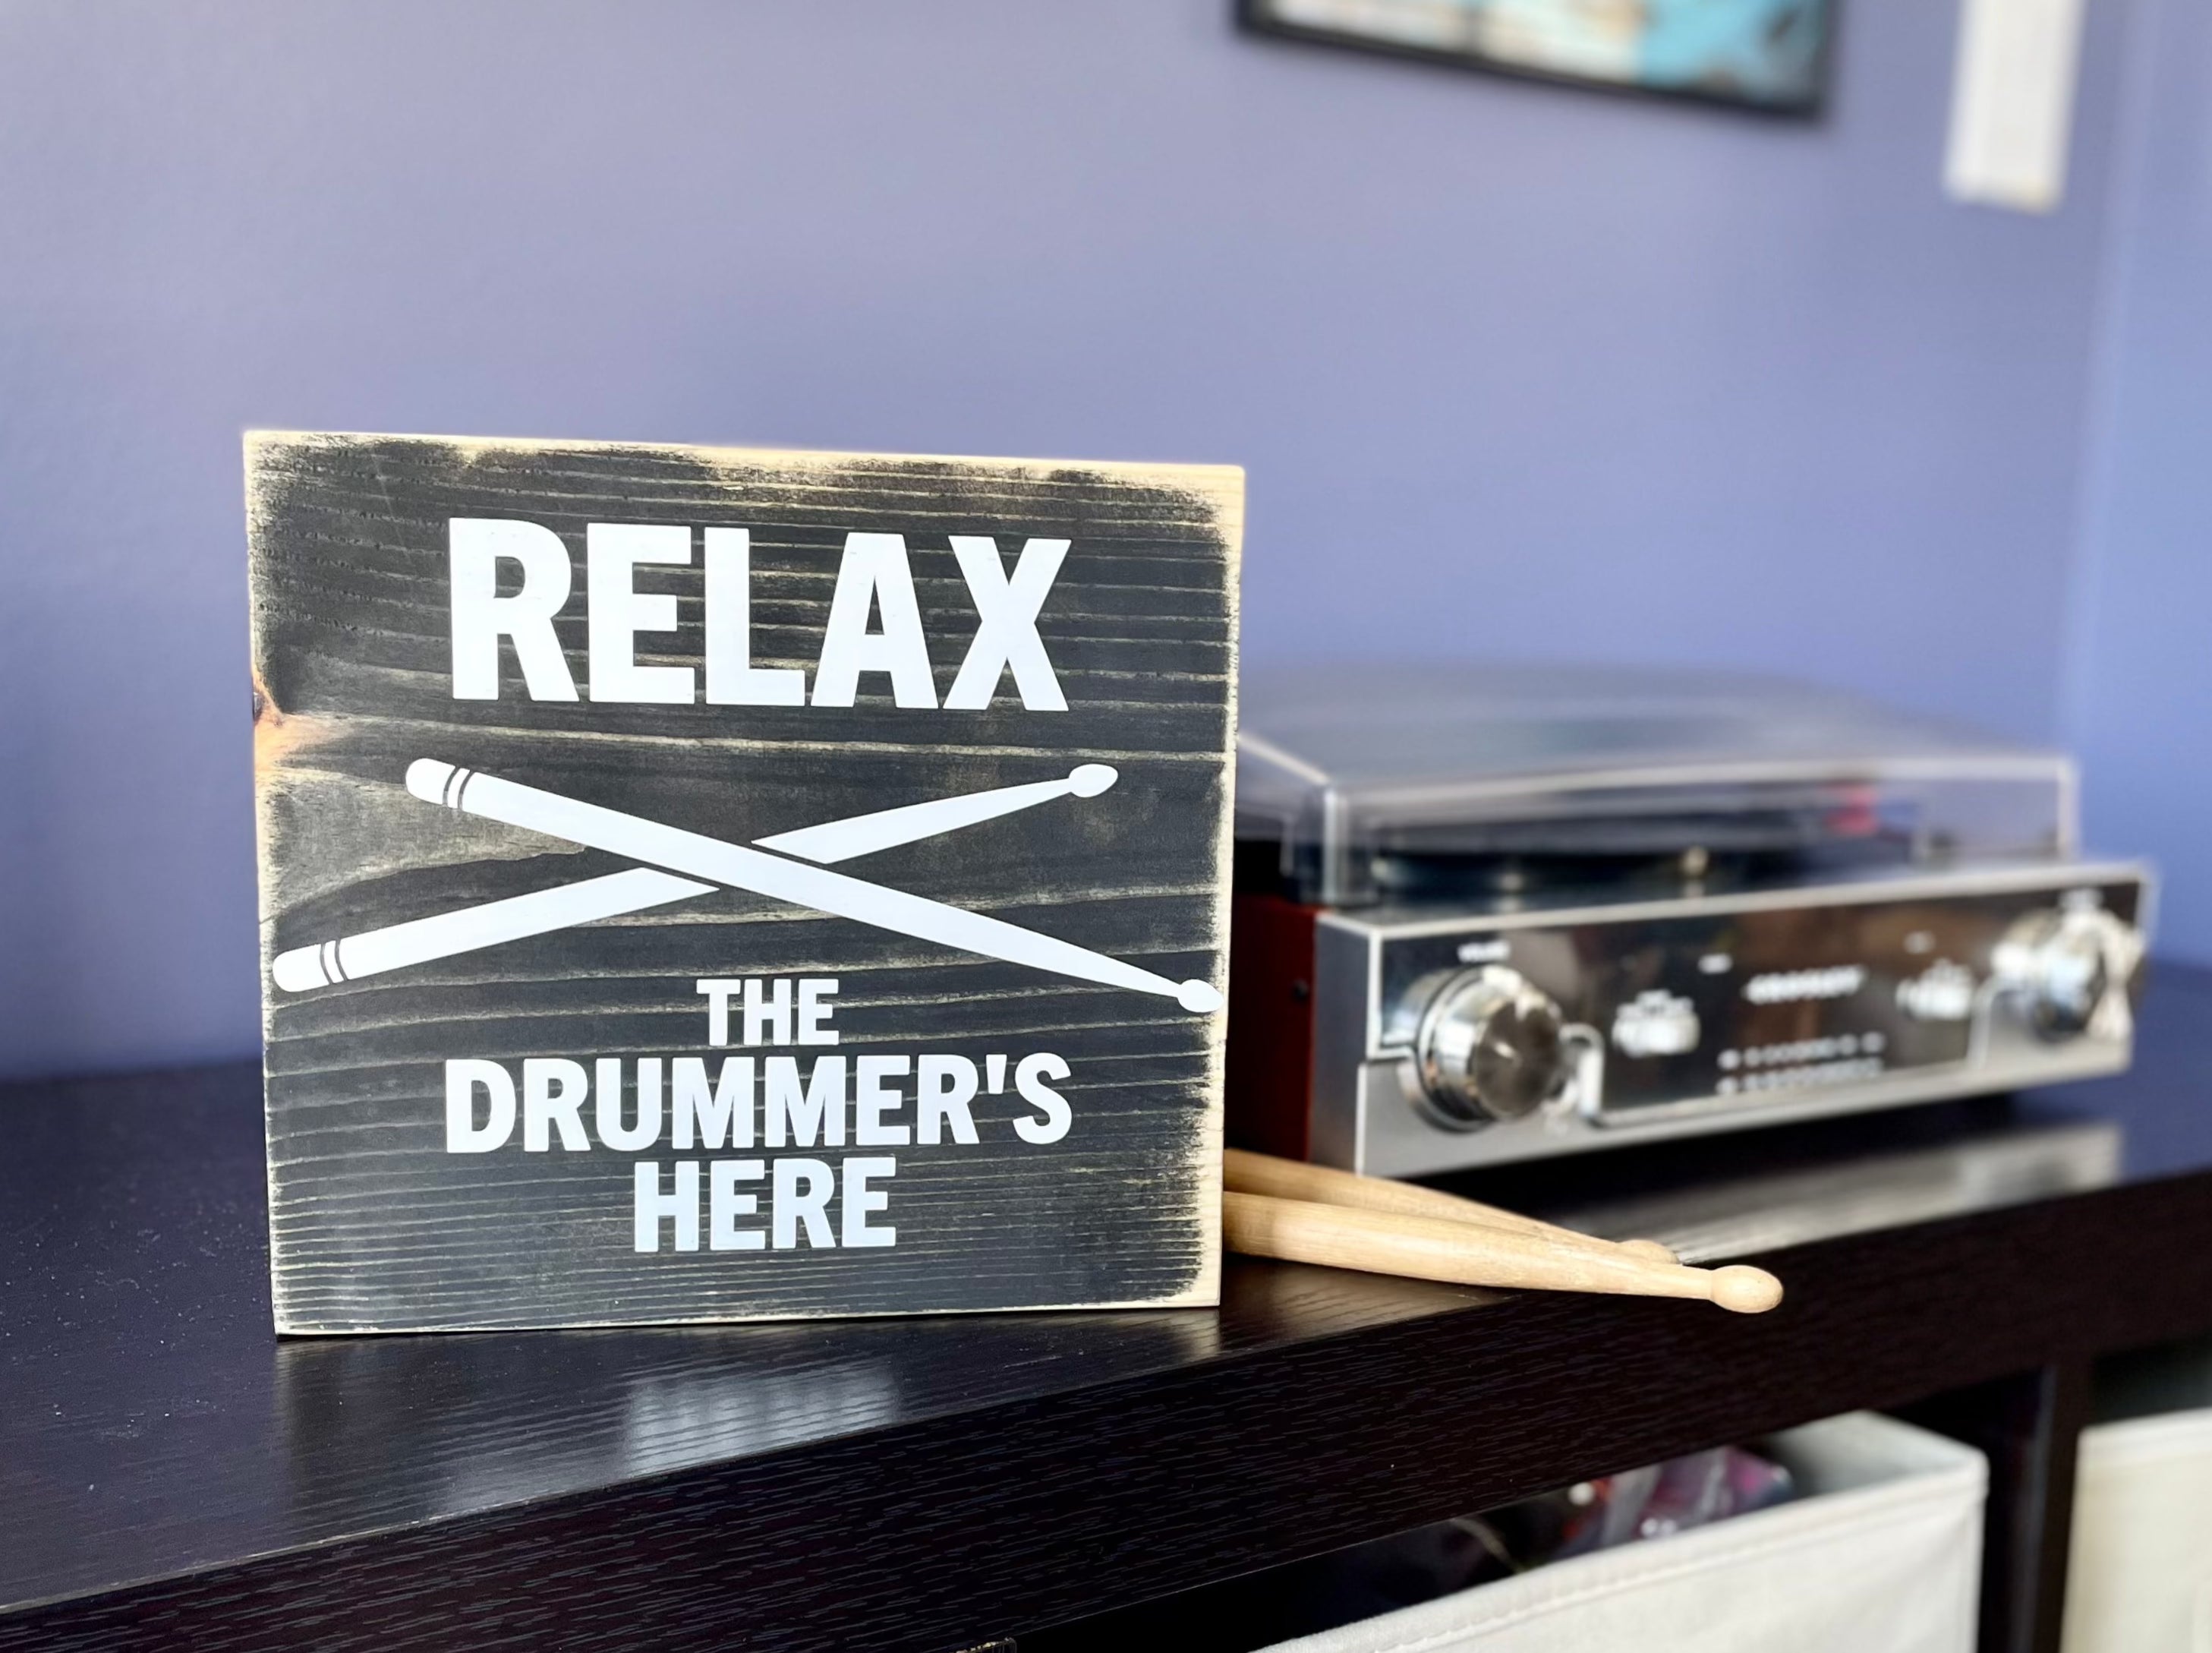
710,1158,767,1251
523,1057,591,1150
595,1056,663,1151
797,978,840,1045
1012,1052,1073,1144
449,519,1077,711
744,976,794,1046
586,523,693,704
811,532,938,708
444,1058,516,1152
696,978,743,1046
449,519,578,700
764,1055,847,1148
672,1055,754,1150
852,1055,911,1147
704,527,806,706
1744,966,1867,1005
634,1159,701,1252
944,537,1068,711
841,1156,897,1248
772,1158,837,1248
916,1054,981,1145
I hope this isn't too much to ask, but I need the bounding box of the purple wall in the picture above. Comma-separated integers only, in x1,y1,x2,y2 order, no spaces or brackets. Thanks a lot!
2065,0,2212,963
0,0,2147,1077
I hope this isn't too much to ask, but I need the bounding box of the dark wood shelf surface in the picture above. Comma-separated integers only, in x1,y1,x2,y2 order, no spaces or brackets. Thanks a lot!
7,966,2212,1652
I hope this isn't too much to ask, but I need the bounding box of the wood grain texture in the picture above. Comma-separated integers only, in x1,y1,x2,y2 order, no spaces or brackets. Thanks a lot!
245,433,1242,1331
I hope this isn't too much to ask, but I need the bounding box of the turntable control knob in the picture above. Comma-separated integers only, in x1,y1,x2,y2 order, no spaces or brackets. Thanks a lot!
1413,967,1572,1128
1994,907,2141,1041
1612,990,1702,1058
1897,960,1977,1023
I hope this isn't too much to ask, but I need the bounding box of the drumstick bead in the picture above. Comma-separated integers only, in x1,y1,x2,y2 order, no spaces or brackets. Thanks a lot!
1221,1191,1782,1314
1221,1148,1679,1266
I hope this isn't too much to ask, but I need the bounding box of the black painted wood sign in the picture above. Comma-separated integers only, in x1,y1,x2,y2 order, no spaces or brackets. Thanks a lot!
246,433,1242,1333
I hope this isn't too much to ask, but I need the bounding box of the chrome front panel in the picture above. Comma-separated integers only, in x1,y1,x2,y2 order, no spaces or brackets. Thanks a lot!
1307,863,2151,1175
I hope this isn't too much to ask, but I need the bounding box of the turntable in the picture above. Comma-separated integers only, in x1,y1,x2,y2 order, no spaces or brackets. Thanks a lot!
1225,666,2151,1175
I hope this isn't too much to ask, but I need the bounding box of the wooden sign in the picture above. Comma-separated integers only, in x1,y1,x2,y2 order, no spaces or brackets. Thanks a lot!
246,433,1242,1333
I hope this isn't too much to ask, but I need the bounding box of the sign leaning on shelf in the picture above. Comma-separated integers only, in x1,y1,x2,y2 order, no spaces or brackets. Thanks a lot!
247,432,1243,1333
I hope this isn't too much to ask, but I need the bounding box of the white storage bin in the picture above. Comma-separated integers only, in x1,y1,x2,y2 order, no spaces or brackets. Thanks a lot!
2061,1405,2212,1651
1258,1412,1986,1653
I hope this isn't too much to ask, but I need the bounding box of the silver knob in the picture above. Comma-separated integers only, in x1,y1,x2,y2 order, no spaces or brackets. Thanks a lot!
1897,960,1977,1023
1612,990,1701,1058
1413,967,1571,1128
1994,907,2141,1041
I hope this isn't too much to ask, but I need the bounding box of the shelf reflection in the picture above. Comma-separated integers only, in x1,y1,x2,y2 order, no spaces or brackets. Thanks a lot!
275,1309,1221,1531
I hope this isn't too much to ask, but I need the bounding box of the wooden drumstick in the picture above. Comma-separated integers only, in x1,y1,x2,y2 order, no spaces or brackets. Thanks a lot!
1221,1148,1679,1265
1221,1191,1784,1314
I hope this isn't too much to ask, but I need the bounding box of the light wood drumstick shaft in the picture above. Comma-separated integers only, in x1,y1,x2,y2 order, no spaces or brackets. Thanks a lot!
1221,1148,1678,1264
1221,1192,1782,1313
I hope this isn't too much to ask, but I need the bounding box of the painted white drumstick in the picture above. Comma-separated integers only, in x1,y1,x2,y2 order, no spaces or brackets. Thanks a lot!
269,867,712,992
407,760,1223,1013
269,765,1130,993
755,765,1117,864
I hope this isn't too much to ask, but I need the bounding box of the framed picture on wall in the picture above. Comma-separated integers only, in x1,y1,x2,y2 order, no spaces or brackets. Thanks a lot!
1240,0,1832,115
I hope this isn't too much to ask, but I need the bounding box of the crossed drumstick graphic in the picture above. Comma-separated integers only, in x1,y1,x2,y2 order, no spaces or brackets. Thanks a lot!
271,759,1224,1014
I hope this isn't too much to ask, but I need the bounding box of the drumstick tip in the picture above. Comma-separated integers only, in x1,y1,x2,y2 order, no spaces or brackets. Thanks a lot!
1178,979,1224,1013
1709,1265,1785,1314
1070,763,1117,797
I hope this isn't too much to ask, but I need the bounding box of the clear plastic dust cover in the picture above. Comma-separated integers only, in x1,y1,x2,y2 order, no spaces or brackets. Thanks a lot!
1234,665,2075,907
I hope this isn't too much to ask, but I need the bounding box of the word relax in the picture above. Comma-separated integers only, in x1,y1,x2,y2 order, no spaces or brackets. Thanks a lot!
450,519,1070,709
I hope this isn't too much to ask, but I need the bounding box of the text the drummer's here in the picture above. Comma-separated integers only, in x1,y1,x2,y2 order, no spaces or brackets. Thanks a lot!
440,977,1073,1254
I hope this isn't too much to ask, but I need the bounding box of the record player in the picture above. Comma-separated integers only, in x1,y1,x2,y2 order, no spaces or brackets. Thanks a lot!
1224,666,2152,1175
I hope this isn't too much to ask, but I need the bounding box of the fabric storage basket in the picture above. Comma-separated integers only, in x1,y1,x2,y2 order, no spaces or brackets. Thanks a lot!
2062,1402,2212,1649
1258,1412,1986,1653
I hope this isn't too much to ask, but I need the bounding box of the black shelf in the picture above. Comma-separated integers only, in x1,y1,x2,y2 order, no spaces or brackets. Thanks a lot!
8,969,2212,1652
